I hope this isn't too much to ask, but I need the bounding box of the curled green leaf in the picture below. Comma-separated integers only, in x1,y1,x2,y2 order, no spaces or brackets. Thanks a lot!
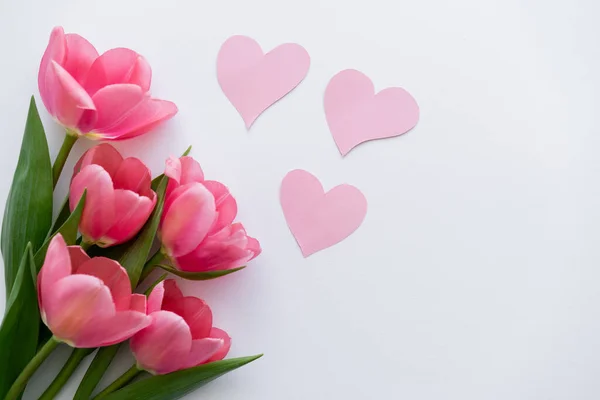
34,190,86,270
145,274,168,296
155,264,246,281
103,355,263,400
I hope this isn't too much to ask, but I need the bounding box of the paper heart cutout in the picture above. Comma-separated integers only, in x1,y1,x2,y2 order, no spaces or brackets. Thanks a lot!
217,35,310,128
324,69,420,155
280,169,367,257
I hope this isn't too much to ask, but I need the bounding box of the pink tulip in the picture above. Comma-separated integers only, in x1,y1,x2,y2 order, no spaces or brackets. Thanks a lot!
70,144,156,247
38,234,150,348
38,26,177,140
131,279,230,374
158,156,261,273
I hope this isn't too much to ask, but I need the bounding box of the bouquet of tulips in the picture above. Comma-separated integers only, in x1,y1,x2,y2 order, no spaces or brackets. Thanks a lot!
0,27,262,400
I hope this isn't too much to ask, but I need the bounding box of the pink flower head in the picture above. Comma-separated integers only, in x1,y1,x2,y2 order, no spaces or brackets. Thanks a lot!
38,26,177,140
38,234,150,348
70,144,156,247
159,156,261,273
131,279,230,374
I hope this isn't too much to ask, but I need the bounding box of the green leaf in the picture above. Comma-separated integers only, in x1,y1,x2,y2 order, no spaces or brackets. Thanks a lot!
144,273,168,296
120,176,168,288
150,145,192,191
181,145,192,157
34,191,86,270
103,355,263,400
1,96,53,297
73,345,120,400
50,196,71,235
155,264,246,281
0,244,39,399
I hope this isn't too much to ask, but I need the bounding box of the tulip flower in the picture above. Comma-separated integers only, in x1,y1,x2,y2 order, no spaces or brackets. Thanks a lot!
158,156,261,273
130,280,230,374
39,26,177,140
38,26,178,185
70,144,156,247
38,234,151,348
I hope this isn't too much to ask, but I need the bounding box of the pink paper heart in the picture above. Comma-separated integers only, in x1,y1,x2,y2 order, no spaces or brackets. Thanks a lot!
324,69,420,155
217,35,310,128
280,169,367,257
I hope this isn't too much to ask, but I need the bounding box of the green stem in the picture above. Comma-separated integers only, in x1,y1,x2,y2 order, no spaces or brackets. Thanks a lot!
39,348,92,400
139,251,165,282
74,345,120,400
4,337,60,400
80,241,93,252
93,365,141,399
52,132,78,188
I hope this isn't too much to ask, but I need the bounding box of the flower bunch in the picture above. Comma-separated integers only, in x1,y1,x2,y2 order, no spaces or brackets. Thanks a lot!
0,27,261,400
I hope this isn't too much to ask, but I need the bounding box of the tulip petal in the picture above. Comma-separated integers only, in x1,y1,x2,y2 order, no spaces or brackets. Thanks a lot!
183,338,224,369
130,294,147,313
246,235,262,259
84,48,152,96
95,98,178,141
203,180,237,234
112,157,154,198
162,296,212,340
160,183,216,257
67,246,91,272
165,157,204,208
165,157,182,198
162,279,184,303
73,143,124,179
174,239,250,273
174,223,255,272
90,84,146,133
70,165,115,243
63,34,99,85
179,157,204,185
103,189,156,246
165,156,182,183
39,27,67,115
46,61,97,130
161,280,212,339
147,281,165,314
207,328,231,362
76,311,150,348
76,257,132,311
38,235,72,317
131,311,192,375
43,274,114,346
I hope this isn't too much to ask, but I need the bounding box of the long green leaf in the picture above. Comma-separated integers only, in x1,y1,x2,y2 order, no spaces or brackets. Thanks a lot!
0,244,39,399
155,264,246,280
34,191,86,269
73,345,120,400
75,177,169,398
1,97,53,297
50,196,71,235
103,355,263,400
120,176,168,288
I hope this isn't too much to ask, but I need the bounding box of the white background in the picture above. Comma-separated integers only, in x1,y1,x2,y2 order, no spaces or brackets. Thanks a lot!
1,0,599,399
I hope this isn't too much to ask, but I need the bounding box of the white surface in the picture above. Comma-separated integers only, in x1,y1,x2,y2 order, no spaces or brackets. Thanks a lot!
1,0,600,399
